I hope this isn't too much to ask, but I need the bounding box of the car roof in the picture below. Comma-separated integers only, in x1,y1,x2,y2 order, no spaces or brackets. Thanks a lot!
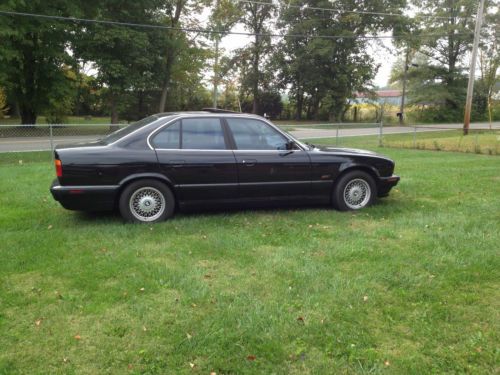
152,111,264,120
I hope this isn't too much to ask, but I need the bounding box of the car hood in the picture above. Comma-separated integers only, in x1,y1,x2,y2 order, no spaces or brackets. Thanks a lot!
314,145,393,162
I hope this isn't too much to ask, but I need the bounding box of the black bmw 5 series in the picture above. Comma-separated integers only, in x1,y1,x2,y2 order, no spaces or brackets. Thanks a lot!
50,110,400,223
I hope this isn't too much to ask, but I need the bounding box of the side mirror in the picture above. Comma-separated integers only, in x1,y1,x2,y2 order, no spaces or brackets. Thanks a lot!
286,140,295,150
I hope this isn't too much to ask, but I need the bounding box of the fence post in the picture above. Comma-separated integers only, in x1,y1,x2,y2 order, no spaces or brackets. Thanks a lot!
378,118,383,147
336,124,339,146
413,126,417,149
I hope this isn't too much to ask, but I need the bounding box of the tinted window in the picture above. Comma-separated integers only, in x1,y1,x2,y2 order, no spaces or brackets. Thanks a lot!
103,115,161,144
152,121,180,149
226,118,288,150
182,118,226,150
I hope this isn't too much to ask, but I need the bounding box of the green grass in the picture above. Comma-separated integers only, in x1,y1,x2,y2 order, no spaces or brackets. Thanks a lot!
306,130,500,156
0,147,499,374
383,130,500,155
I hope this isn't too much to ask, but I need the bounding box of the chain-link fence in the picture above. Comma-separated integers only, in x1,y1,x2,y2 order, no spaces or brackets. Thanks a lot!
1,122,498,165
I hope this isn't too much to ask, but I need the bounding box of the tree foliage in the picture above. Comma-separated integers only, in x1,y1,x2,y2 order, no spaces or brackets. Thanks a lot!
0,0,82,124
274,0,406,120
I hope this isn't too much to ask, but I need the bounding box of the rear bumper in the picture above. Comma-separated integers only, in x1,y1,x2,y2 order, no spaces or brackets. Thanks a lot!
50,180,119,211
377,175,400,197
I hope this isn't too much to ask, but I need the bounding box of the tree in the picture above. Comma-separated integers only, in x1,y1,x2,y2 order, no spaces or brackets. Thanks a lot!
408,0,477,119
275,0,406,121
74,0,164,124
208,0,242,108
477,6,499,126
157,0,209,112
0,0,81,124
238,2,275,114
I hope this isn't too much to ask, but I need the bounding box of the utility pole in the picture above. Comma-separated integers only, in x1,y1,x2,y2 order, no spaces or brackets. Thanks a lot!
212,0,220,109
399,48,410,125
463,0,486,135
213,36,219,108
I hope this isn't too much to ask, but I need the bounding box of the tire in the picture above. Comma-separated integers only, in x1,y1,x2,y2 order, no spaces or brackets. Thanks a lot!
332,170,377,211
119,179,175,223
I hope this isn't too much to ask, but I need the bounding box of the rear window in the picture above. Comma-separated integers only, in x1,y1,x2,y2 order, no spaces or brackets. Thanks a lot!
102,115,160,144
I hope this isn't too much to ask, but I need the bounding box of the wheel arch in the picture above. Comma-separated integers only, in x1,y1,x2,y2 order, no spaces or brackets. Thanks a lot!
337,163,380,184
115,173,178,209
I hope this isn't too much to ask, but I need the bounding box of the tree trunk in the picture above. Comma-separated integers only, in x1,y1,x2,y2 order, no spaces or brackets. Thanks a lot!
20,106,37,125
295,90,303,121
110,93,119,130
252,35,260,114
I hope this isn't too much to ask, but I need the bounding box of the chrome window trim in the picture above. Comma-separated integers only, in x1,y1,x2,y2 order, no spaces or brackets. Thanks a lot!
106,116,170,147
146,113,307,152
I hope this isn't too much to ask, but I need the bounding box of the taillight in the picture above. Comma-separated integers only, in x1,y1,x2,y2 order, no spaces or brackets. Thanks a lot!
55,159,62,177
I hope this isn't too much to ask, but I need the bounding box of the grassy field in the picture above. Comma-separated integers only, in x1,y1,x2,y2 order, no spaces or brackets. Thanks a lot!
302,130,500,156
0,147,499,374
383,130,500,155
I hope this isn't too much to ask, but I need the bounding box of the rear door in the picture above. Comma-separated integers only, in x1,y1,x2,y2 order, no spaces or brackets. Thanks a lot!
151,117,238,203
224,117,312,201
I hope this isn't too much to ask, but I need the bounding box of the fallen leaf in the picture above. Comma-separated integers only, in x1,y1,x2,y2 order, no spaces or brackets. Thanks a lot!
363,295,369,302
63,358,69,363
186,333,192,340
143,326,147,332
191,303,197,308
128,364,133,370
247,355,256,361
19,160,23,165
48,225,53,230
139,288,145,292
189,362,195,368
384,360,390,366
210,372,217,375
35,319,42,327
297,316,305,323
74,334,81,340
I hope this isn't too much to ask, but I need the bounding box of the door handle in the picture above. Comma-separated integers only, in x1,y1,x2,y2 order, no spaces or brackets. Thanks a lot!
242,159,257,167
168,160,185,167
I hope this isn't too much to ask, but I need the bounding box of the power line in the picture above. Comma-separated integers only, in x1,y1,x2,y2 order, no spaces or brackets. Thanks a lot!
236,0,475,21
0,10,474,41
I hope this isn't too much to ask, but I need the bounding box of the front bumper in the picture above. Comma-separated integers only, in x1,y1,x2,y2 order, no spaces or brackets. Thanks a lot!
377,175,400,197
50,180,119,211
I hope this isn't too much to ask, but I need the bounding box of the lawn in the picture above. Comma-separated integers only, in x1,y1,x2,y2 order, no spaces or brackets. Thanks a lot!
304,129,500,156
0,147,499,374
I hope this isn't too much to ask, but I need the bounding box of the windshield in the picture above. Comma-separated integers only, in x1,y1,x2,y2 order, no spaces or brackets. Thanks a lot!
102,115,160,144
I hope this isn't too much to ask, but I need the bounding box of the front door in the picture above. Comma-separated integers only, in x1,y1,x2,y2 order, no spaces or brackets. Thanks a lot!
152,117,238,203
224,117,311,201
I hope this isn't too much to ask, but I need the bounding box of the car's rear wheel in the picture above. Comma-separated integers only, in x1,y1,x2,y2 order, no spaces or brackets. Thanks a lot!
119,179,175,223
333,170,376,211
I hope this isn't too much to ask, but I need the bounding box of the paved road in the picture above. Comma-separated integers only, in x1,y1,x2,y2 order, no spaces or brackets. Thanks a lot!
290,122,500,139
0,122,498,152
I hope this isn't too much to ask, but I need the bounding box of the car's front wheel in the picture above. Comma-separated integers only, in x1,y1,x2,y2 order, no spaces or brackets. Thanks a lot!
119,179,175,223
333,170,376,211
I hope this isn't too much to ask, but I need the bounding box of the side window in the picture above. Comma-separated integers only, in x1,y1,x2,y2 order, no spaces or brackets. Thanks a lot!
182,118,226,150
151,121,180,149
226,118,288,150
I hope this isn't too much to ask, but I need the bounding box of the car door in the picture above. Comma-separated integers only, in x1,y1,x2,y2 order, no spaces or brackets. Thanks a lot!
224,117,312,201
151,117,238,203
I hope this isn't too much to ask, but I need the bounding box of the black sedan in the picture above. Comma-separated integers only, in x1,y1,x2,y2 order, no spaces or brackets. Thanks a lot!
50,110,400,223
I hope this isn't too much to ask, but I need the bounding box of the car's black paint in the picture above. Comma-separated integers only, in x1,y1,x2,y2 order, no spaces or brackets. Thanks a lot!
50,112,399,214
